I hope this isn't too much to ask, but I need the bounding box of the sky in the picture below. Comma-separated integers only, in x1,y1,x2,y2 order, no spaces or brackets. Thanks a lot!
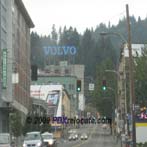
22,0,147,36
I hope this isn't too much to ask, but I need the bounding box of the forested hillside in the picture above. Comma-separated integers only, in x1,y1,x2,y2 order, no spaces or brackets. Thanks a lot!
31,16,147,116
31,16,147,77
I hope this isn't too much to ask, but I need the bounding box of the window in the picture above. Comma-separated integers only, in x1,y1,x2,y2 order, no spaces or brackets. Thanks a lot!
1,16,6,30
63,84,66,89
2,120,8,132
54,69,59,73
65,69,69,74
45,69,50,73
72,84,75,90
69,84,72,90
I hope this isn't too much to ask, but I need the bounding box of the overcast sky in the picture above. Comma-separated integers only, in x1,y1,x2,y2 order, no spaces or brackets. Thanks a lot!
22,0,147,35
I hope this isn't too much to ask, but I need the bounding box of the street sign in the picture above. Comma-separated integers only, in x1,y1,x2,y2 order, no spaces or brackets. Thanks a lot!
89,83,94,91
12,73,19,84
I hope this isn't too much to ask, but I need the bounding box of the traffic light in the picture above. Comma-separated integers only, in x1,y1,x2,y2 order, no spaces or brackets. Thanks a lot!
31,65,38,81
77,80,81,92
102,80,106,91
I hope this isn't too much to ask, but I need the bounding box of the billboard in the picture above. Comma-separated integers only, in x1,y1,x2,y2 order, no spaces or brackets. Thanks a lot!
46,91,59,106
30,85,63,117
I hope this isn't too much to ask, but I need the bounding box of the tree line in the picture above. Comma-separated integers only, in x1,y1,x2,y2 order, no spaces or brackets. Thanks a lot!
31,16,147,116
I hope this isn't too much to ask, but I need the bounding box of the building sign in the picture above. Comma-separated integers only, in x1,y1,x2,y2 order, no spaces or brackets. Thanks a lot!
43,46,77,56
30,85,62,117
139,113,147,119
2,49,7,89
136,106,147,121
46,91,60,106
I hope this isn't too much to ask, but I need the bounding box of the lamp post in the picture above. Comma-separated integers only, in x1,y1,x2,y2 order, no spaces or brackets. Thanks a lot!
100,32,127,44
100,5,136,145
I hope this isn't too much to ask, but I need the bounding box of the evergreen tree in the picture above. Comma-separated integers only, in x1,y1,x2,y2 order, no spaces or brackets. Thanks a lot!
31,32,44,68
135,46,147,105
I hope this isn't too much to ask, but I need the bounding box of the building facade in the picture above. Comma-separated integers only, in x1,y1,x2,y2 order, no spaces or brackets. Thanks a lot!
117,43,145,134
30,84,71,117
32,61,85,114
0,0,34,132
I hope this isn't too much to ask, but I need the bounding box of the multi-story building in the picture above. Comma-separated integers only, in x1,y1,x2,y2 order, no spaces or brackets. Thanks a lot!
31,98,48,116
0,0,34,132
30,84,71,117
32,61,85,115
117,43,145,133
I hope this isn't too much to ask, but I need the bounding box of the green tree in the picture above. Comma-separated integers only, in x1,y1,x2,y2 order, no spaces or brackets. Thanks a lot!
51,24,58,45
135,46,147,105
31,32,44,68
80,29,96,76
59,26,80,63
93,58,117,117
10,111,23,137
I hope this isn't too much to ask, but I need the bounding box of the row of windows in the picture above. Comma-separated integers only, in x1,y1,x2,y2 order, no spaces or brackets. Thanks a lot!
44,68,71,74
0,38,6,49
63,84,75,91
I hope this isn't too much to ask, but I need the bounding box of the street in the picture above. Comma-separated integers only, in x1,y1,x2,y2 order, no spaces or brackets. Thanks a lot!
1,0,147,146
57,124,121,147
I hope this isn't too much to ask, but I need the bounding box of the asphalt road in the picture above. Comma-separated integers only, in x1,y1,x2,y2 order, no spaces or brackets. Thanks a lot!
57,124,121,147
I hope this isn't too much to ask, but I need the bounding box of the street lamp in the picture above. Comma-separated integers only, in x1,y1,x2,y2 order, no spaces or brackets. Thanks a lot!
100,32,127,44
100,5,136,144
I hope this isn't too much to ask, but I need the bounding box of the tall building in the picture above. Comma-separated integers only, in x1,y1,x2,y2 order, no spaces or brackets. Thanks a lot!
0,0,34,132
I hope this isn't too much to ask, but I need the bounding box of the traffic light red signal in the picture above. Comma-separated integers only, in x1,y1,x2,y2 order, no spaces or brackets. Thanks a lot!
77,80,81,92
102,80,106,91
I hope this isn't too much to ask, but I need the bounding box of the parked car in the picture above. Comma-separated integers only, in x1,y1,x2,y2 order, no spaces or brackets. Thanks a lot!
80,133,88,140
41,132,57,147
23,131,45,147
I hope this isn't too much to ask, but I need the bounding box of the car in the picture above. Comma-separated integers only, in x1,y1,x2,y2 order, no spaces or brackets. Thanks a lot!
41,132,57,147
0,133,13,147
73,133,78,140
68,129,77,134
23,131,45,147
68,134,76,141
80,133,88,140
68,129,73,134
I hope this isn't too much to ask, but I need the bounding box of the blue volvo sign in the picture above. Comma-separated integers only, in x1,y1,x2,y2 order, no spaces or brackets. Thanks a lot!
43,46,77,56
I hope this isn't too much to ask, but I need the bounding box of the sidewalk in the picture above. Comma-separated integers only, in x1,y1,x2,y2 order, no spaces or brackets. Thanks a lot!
112,136,127,147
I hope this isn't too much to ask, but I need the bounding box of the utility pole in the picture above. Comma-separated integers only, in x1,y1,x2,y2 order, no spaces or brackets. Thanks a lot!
126,4,136,147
